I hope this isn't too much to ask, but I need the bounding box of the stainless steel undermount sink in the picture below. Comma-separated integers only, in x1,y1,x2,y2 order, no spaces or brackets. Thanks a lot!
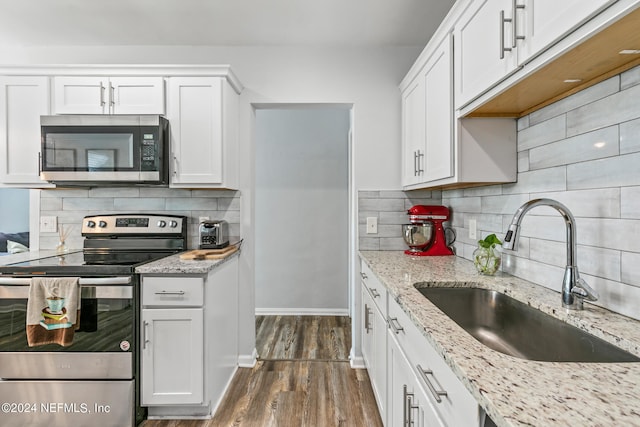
415,286,640,363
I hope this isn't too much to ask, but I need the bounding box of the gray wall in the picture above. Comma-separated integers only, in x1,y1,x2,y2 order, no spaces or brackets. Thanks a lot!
0,188,30,232
39,188,240,250
255,108,350,314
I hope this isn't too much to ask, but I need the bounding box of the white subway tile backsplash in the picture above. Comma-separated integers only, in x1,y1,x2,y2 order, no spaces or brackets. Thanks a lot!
583,274,640,321
463,184,503,197
578,218,640,253
358,198,405,212
621,186,640,219
482,194,530,215
517,151,530,173
447,196,482,213
39,188,241,250
529,76,619,125
567,152,640,190
529,125,619,169
380,211,410,225
621,64,640,90
379,237,407,251
620,117,640,154
518,115,566,150
114,198,166,211
517,115,530,131
566,83,640,137
534,188,620,218
621,252,640,287
502,167,566,194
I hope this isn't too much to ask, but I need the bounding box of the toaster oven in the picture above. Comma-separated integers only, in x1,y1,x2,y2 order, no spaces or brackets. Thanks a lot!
198,220,229,249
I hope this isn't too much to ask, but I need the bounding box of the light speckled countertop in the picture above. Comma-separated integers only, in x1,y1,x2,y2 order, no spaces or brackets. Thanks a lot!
135,250,240,275
360,251,640,427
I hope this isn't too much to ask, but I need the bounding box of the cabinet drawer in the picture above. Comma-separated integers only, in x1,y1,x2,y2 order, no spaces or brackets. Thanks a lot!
360,261,387,316
142,276,204,307
388,297,479,426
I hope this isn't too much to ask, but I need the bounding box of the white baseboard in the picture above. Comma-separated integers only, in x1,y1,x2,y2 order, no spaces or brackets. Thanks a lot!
255,308,350,316
350,356,366,369
238,348,258,368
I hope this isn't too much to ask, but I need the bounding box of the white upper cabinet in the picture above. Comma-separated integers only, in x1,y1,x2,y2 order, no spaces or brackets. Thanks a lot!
516,0,616,64
167,76,239,189
401,34,454,188
454,0,519,109
53,76,165,115
0,76,53,187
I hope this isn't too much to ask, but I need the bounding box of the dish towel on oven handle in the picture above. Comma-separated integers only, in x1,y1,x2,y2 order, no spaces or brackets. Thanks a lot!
27,277,80,347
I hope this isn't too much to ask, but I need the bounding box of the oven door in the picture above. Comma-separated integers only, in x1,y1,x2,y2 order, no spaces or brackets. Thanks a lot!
0,277,134,379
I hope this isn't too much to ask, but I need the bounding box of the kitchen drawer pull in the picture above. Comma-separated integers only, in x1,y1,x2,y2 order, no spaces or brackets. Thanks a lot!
417,364,448,403
154,290,185,296
403,385,419,426
500,10,512,59
389,317,404,334
416,150,424,176
512,0,525,48
109,83,115,107
360,272,368,280
370,288,380,298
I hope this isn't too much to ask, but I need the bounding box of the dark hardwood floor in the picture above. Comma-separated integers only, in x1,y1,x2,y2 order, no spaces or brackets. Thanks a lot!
141,316,382,427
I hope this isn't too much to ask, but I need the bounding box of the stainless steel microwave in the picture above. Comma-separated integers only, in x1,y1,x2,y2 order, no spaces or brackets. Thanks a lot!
40,115,169,186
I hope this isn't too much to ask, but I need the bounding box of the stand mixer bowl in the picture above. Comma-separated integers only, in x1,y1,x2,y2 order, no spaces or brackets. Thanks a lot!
402,223,434,252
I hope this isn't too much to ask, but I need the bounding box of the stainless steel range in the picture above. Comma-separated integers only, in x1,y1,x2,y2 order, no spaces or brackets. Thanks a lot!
0,214,187,427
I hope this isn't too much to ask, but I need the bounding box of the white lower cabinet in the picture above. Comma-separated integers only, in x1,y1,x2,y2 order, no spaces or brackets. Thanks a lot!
388,331,444,427
141,307,204,405
140,256,239,417
387,297,481,427
361,281,387,423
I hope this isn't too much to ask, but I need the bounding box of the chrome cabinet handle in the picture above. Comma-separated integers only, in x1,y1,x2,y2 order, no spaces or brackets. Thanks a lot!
416,150,424,176
173,155,178,176
403,385,418,426
100,81,106,107
389,317,404,334
417,364,448,403
142,320,149,349
154,290,185,295
364,304,371,333
370,288,380,298
500,10,513,59
512,0,525,48
413,150,419,176
360,272,368,280
109,83,115,108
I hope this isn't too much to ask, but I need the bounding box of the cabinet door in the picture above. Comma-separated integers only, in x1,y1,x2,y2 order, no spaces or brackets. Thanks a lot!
0,76,53,187
167,77,223,185
388,333,443,427
362,283,387,423
110,77,165,115
423,34,454,183
454,0,519,108
141,308,204,405
401,76,425,187
517,0,615,64
53,76,108,114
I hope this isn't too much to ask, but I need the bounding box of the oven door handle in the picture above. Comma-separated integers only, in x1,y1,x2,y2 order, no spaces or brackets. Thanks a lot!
0,277,133,299
0,277,131,286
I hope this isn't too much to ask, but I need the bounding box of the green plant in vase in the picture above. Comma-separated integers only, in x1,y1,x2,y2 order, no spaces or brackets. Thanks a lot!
473,234,502,275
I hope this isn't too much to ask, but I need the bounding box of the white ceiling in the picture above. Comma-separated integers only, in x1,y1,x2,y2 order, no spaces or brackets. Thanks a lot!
0,0,456,48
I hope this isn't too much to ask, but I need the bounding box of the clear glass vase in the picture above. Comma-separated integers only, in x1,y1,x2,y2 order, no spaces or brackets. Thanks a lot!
473,245,501,275
56,240,68,255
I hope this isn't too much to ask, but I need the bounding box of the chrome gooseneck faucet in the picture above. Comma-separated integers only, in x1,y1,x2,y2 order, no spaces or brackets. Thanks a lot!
502,198,598,310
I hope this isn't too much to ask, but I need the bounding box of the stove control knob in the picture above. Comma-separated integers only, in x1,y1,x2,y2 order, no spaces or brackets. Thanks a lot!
157,220,167,228
98,221,107,228
168,220,178,228
86,220,96,228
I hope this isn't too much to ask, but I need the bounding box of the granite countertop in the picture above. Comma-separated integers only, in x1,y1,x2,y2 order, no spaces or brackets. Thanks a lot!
135,250,240,275
359,250,640,427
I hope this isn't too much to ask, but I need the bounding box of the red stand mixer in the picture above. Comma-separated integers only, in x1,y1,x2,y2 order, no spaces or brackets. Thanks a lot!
402,205,455,256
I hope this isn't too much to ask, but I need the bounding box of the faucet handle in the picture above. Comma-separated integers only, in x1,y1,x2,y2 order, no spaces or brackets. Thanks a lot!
571,277,599,302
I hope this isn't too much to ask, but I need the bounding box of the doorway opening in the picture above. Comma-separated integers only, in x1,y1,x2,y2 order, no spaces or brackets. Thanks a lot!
254,106,351,317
